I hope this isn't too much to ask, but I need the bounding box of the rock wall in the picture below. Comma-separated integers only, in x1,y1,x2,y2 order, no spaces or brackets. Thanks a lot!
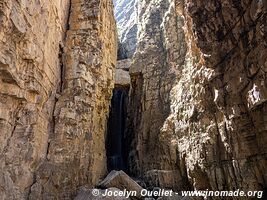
175,0,267,193
128,0,267,195
0,0,70,199
128,0,178,175
113,0,138,59
0,0,266,198
0,0,117,199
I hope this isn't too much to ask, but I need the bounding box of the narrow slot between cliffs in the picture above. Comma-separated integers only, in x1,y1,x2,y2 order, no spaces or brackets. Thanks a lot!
106,86,129,172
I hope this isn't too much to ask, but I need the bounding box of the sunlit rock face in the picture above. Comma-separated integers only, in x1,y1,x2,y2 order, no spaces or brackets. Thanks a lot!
0,0,70,199
0,0,117,199
113,0,138,59
0,0,266,199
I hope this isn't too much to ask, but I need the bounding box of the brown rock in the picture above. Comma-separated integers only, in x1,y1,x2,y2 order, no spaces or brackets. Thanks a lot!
99,170,143,199
0,0,117,199
0,0,70,199
29,0,117,198
127,0,267,197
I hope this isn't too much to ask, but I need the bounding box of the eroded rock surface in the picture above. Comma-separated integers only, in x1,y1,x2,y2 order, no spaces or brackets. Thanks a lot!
127,0,187,184
29,0,117,199
0,0,266,199
113,0,138,59
99,170,143,199
0,0,117,199
128,0,267,196
0,0,70,199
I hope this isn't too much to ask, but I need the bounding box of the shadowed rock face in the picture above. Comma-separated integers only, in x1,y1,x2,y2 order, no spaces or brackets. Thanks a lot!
179,0,267,193
128,0,267,196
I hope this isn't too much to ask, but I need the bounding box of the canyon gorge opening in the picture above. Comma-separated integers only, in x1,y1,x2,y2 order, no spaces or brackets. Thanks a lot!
0,0,266,199
106,86,129,172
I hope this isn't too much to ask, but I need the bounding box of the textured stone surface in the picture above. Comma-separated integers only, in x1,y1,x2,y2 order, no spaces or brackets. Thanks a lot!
1,0,266,199
0,0,117,199
128,0,267,196
99,170,143,198
115,59,131,86
115,68,130,87
0,0,70,199
29,0,117,199
113,0,138,59
144,170,182,190
171,0,267,194
127,0,186,181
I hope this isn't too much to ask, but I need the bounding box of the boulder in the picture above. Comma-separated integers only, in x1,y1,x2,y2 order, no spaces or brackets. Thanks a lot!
99,170,143,199
115,59,131,87
115,68,130,86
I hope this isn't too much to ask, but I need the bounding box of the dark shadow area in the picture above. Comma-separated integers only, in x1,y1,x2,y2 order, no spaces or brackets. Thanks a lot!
106,87,129,172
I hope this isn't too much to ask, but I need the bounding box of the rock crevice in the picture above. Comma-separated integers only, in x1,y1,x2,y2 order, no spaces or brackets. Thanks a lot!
0,0,266,199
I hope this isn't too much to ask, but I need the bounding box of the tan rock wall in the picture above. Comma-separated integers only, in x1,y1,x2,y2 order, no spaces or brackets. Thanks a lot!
0,0,70,199
0,0,117,199
29,0,117,199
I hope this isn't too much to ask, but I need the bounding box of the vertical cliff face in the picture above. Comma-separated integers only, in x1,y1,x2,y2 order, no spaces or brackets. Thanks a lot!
128,0,178,175
128,0,267,194
0,0,70,199
113,0,138,59
30,0,117,199
176,0,267,192
0,0,266,198
0,0,117,199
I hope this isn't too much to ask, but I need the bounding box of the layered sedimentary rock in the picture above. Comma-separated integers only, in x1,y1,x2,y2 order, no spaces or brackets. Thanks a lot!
0,0,117,199
113,0,138,59
174,0,267,193
29,0,117,199
0,0,266,199
128,0,185,181
128,0,267,196
0,0,70,199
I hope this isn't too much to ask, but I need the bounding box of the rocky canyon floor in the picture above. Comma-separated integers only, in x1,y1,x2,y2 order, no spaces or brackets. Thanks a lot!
0,0,266,199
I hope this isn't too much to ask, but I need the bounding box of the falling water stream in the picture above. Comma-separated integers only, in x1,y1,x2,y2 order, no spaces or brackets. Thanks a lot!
106,88,129,171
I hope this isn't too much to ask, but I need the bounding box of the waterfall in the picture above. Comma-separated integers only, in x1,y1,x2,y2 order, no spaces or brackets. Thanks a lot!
107,88,128,171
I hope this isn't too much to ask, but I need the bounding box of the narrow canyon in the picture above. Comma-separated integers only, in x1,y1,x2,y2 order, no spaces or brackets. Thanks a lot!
0,0,266,199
